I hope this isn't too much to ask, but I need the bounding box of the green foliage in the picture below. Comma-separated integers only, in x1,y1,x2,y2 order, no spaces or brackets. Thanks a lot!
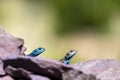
52,0,118,36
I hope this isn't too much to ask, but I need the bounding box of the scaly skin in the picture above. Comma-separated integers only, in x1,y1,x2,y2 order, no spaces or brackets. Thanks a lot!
60,50,77,64
27,47,45,57
27,48,77,64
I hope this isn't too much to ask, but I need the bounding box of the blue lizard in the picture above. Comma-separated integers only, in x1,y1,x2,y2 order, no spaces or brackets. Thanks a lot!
27,48,76,64
60,50,77,64
27,47,45,57
61,59,70,64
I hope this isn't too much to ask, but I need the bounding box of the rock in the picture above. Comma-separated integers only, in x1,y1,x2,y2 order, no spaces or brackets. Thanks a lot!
0,75,13,80
0,28,99,80
1,27,120,80
30,74,50,80
4,65,50,80
1,56,98,80
0,60,5,75
4,65,31,80
0,28,26,76
0,27,26,57
72,59,120,80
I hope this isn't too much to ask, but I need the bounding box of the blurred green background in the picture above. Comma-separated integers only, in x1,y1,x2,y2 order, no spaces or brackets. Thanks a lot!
1,0,120,63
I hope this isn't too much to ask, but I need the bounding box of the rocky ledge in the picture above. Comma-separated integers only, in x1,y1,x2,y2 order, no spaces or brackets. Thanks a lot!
0,27,120,80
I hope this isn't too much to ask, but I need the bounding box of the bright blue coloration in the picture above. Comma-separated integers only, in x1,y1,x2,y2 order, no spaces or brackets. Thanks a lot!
62,60,70,64
27,47,45,57
61,50,77,64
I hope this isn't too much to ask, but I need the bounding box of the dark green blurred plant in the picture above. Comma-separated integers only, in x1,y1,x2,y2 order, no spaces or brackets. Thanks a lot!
0,0,120,36
52,0,118,36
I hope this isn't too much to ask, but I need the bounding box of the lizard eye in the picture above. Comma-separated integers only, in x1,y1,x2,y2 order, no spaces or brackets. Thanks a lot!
38,48,42,50
70,50,74,52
